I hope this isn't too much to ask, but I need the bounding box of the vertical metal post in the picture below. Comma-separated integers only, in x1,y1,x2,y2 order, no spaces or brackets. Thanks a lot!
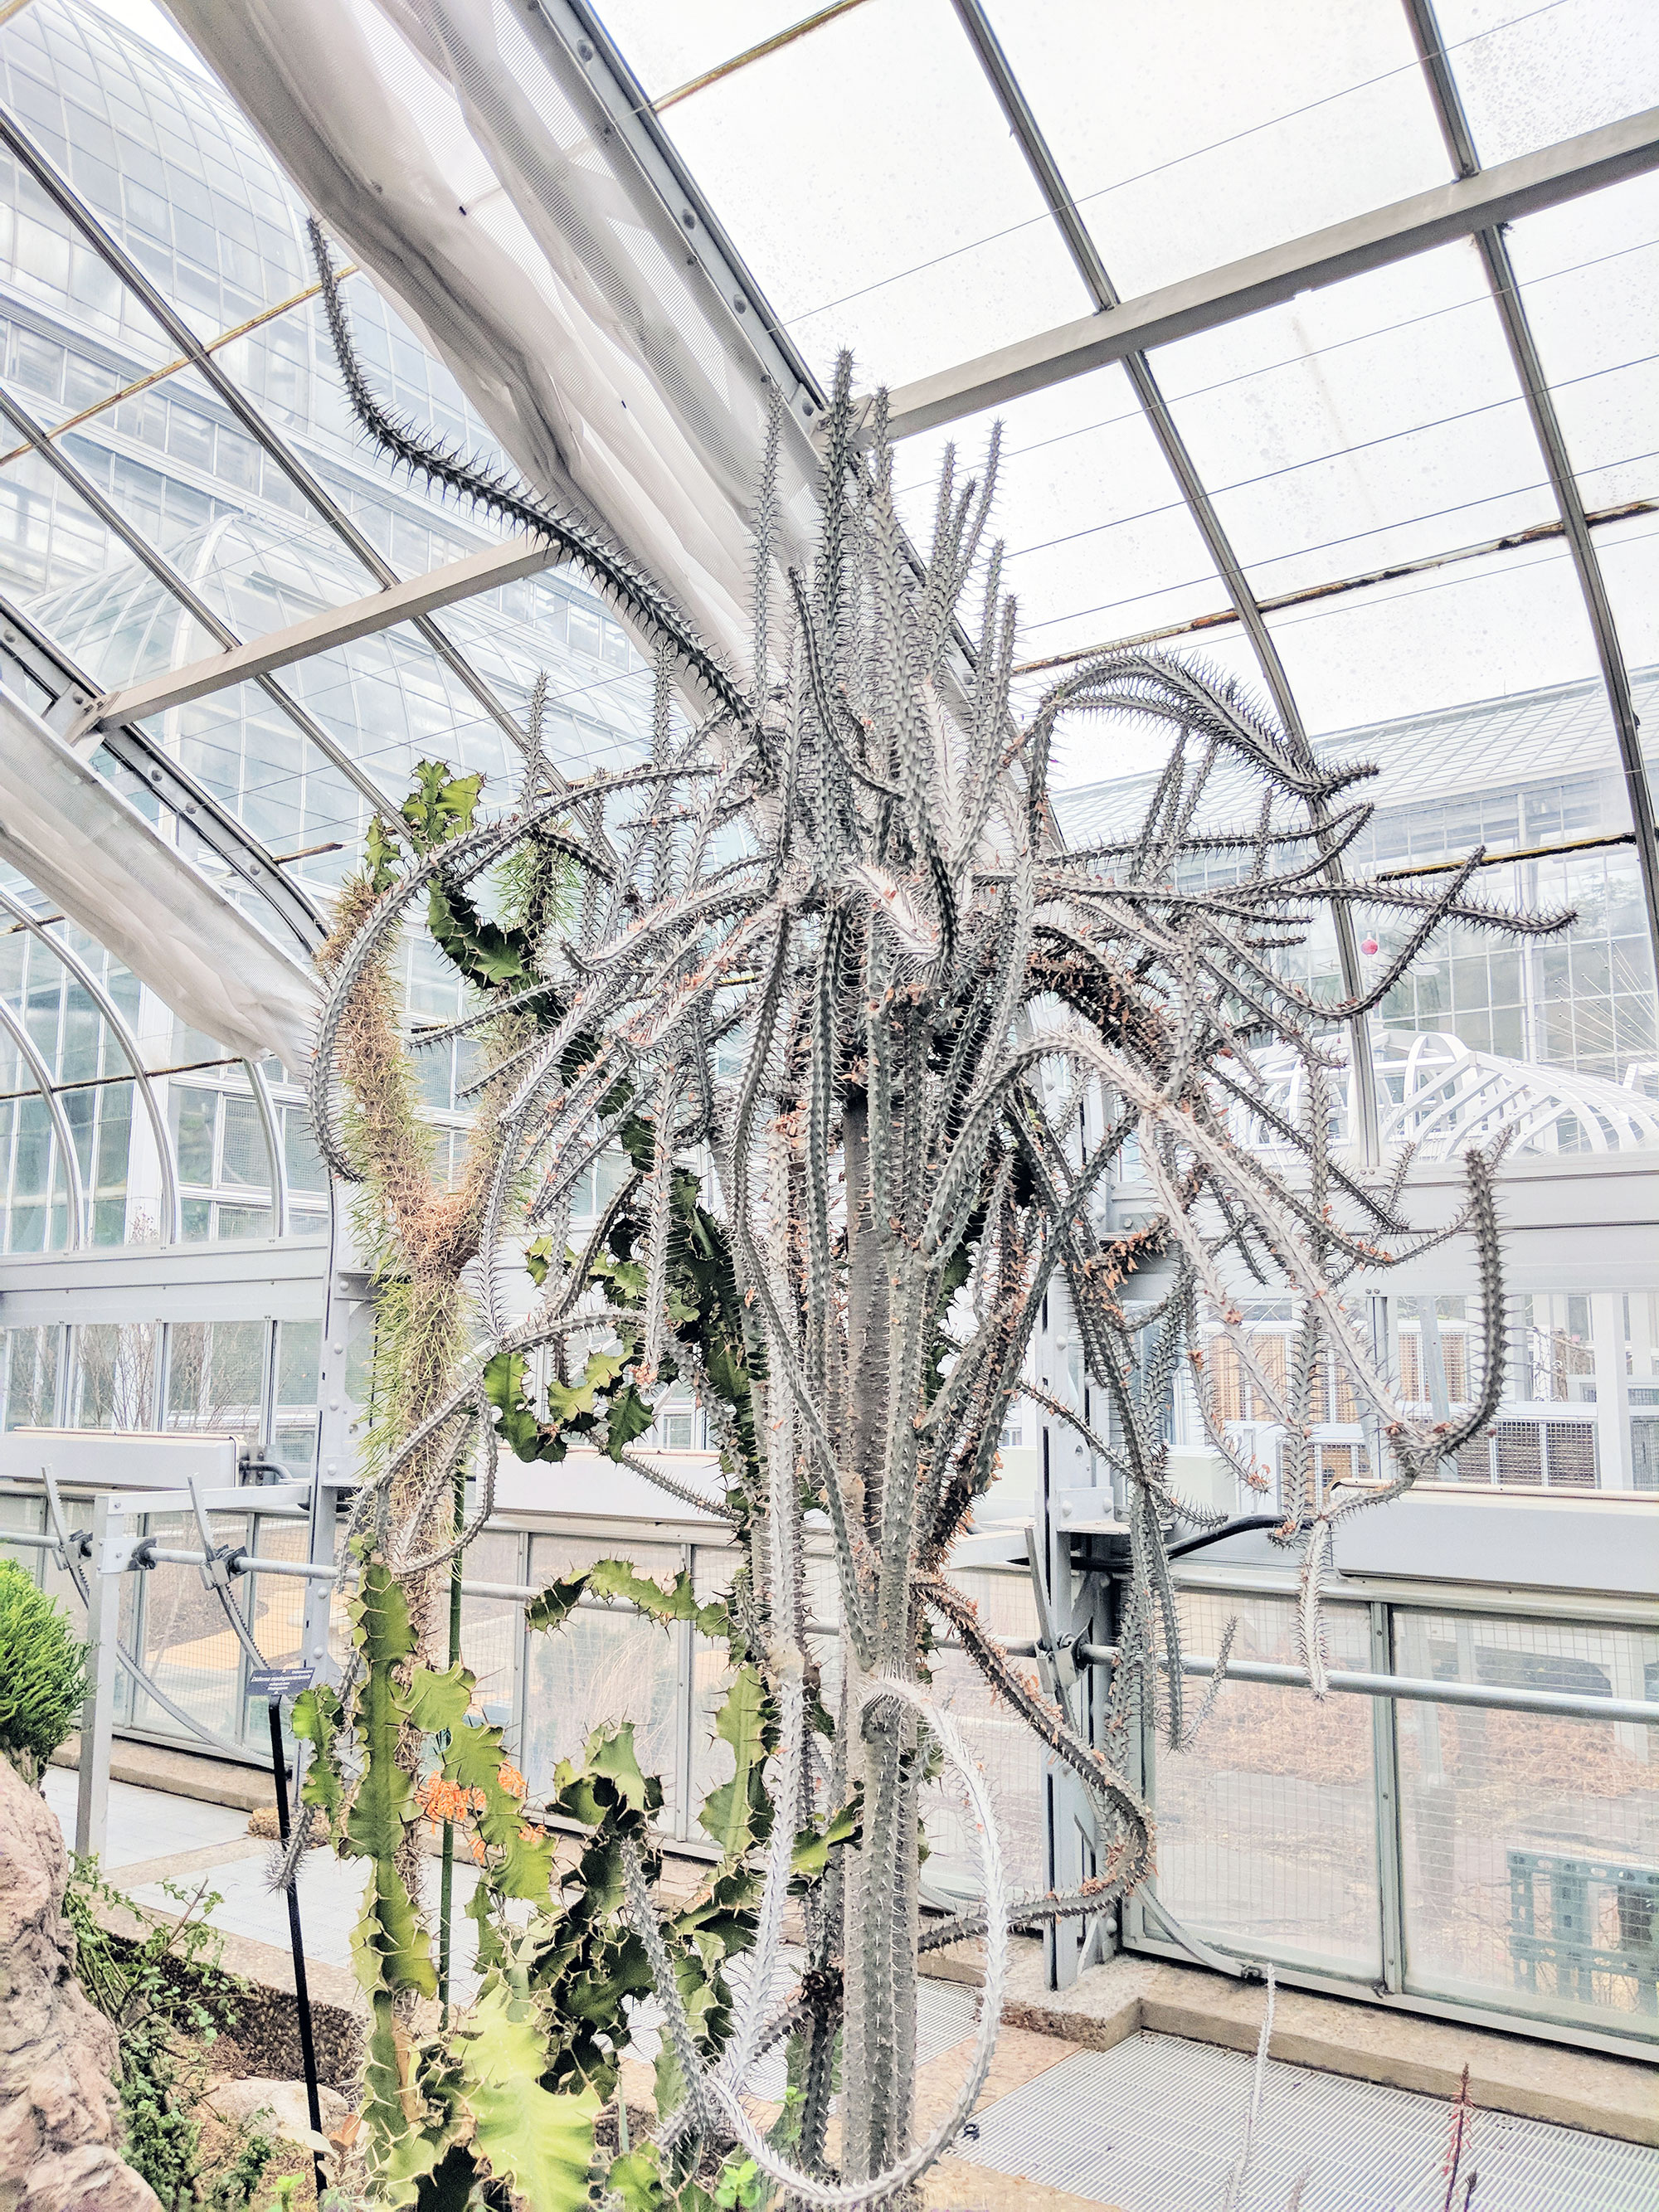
302,1179,353,1687
674,1537,697,1841
1370,1601,1406,1995
74,1494,116,1862
53,1320,72,1427
268,1697,327,2198
260,1315,281,1463
1588,1291,1630,1489
438,1456,465,2025
153,1317,172,1432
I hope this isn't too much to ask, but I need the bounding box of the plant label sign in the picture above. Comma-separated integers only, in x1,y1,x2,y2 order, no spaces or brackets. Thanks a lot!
249,1663,315,1699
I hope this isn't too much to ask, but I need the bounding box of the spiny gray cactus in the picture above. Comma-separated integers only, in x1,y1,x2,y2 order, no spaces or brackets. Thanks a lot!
305,287,1560,2203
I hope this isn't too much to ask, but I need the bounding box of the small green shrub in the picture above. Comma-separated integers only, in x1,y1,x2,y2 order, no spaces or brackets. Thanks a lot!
66,1860,273,2211
0,1556,87,1781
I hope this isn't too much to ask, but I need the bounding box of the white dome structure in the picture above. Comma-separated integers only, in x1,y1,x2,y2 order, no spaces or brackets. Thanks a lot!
1229,1027,1659,1159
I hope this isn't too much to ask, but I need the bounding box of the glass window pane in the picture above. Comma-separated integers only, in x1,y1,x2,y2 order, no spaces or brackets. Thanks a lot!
898,363,1232,684
1395,1609,1659,2040
659,0,1088,389
982,0,1451,299
219,1091,267,1186
1435,0,1659,169
1263,537,1604,740
597,3,805,100
1155,245,1553,605
165,1316,265,1436
3,1321,58,1427
1151,1591,1381,1978
73,1318,158,1427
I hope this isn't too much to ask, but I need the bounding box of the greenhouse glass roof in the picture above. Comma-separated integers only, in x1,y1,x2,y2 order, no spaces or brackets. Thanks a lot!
0,0,1652,1090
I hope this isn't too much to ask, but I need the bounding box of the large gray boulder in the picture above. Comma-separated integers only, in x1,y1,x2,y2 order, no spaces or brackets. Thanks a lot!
0,1754,159,2212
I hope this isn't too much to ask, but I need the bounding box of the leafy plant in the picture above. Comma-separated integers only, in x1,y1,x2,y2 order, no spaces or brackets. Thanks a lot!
65,1861,273,2210
292,221,1551,2210
0,1556,87,1782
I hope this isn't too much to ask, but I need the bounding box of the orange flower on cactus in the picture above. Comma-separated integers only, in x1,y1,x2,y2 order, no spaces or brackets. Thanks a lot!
419,1772,469,1827
497,1762,526,1799
470,1835,488,1864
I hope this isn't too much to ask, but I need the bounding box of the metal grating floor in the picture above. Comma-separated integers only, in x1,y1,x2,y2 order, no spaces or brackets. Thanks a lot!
961,2031,1659,2211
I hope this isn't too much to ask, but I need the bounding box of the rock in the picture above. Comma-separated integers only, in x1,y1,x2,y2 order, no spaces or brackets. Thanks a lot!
206,2075,349,2147
246,1805,325,1845
0,1753,160,2212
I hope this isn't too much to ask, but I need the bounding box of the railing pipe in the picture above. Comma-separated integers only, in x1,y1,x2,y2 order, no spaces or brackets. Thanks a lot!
1092,1646,1659,1728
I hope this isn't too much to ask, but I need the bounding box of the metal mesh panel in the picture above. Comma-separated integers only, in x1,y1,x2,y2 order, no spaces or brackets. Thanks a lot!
923,1565,1045,1899
1146,1590,1381,1977
523,1534,684,1822
457,1528,523,1753
1395,1609,1659,2035
1544,1421,1598,1486
134,1509,247,1739
964,2030,1659,2211
1494,1420,1543,1484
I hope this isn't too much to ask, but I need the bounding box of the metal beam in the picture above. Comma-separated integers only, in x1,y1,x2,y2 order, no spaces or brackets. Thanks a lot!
0,593,328,958
0,105,533,756
1401,0,1659,993
0,383,399,828
878,104,1659,442
75,535,553,739
1010,496,1657,673
549,0,828,426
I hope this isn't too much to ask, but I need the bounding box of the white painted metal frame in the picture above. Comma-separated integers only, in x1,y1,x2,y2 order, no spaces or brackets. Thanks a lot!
875,105,1659,440
0,103,535,760
0,882,182,1243
1399,0,1659,988
76,535,554,740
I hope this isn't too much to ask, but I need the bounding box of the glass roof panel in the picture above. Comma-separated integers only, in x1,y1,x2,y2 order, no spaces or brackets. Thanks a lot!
652,0,1089,390
1597,514,1659,693
2,0,314,335
134,684,363,890
1150,243,1553,603
893,364,1233,670
592,2,818,100
1435,0,1659,168
979,0,1451,300
1264,534,1608,737
1504,173,1659,518
0,435,212,650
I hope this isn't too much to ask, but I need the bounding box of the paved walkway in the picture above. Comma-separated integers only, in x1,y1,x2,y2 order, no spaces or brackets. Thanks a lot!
40,1773,1658,2210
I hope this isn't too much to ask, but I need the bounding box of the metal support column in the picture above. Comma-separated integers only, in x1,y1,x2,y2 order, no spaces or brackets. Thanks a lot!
1370,1601,1407,1994
301,1179,356,1687
73,1493,116,1862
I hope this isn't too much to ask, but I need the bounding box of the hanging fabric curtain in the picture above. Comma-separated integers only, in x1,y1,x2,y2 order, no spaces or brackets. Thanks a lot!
0,687,322,1068
164,0,822,685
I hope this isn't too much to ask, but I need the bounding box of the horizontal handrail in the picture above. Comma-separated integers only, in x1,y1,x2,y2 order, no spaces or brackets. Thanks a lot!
9,1533,1653,1724
1094,1647,1659,1727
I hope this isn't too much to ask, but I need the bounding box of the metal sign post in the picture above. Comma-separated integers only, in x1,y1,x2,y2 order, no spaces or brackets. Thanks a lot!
251,1661,326,2198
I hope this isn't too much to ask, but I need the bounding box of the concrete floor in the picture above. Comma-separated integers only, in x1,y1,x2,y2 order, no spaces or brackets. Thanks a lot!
41,1772,1659,2212
43,1767,248,1868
